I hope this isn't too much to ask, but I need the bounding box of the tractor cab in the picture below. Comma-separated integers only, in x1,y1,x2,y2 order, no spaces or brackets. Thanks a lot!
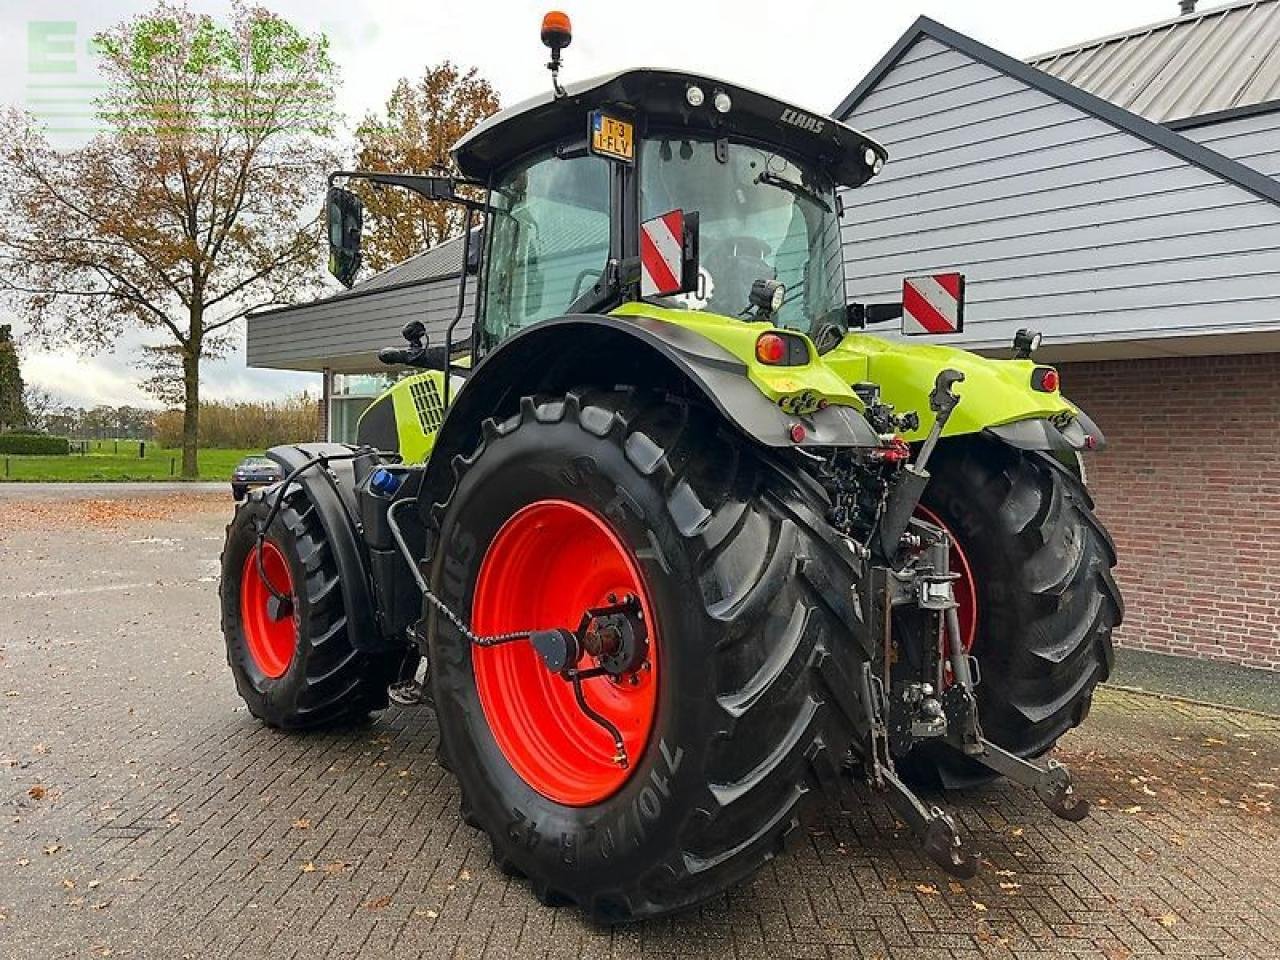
454,66,885,353
327,62,888,367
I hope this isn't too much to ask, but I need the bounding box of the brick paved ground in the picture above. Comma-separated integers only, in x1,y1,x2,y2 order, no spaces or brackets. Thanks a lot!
1,491,1277,960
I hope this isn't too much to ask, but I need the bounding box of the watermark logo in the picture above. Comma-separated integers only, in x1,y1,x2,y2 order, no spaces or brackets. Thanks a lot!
26,21,104,141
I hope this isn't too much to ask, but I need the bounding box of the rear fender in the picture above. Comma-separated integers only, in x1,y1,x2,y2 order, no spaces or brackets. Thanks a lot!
420,313,881,511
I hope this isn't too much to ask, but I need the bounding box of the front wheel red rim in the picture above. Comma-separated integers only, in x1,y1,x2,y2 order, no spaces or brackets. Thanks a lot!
240,542,297,679
471,500,660,806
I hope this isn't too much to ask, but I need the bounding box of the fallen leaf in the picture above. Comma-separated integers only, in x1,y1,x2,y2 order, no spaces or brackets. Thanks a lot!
948,882,965,894
43,844,61,856
323,861,347,875
998,882,1021,891
300,862,317,873
1009,827,1024,837
27,785,46,801
292,819,311,830
16,859,30,867
413,908,439,919
88,880,101,889
994,869,1016,877
972,900,988,912
62,878,75,890
1157,913,1178,928
1169,835,1185,846
364,895,392,911
914,883,939,895
1121,805,1142,814
458,868,471,882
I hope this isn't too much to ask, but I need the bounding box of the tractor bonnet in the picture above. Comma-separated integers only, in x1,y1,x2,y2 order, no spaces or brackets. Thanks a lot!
451,68,887,187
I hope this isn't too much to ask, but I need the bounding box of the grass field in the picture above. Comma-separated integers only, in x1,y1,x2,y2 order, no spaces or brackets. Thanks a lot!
0,439,257,482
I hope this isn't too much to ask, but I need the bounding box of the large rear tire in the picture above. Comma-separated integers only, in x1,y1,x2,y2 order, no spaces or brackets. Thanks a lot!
901,437,1122,788
428,388,867,922
220,488,400,729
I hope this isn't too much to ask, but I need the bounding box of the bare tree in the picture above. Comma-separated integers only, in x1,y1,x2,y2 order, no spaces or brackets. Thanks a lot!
20,384,57,433
0,2,339,476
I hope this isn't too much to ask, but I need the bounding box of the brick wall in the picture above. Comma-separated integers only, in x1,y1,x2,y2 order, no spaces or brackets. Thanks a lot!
1061,354,1280,671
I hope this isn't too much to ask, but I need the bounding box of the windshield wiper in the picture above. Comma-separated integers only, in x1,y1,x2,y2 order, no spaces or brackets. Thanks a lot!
754,172,831,213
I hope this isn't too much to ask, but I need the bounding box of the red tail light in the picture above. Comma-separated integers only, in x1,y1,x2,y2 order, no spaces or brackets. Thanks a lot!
1031,367,1059,393
755,332,809,366
756,333,787,365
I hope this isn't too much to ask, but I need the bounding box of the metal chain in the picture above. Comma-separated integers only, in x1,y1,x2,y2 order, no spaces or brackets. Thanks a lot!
418,587,536,648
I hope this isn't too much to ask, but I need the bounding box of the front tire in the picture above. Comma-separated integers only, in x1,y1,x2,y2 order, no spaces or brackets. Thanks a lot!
428,389,866,922
220,488,399,729
903,437,1123,787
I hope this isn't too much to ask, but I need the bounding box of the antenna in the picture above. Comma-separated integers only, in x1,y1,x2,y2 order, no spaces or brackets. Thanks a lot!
540,11,572,98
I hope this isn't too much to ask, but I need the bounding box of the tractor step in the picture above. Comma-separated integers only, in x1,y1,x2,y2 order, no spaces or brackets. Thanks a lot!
387,655,432,708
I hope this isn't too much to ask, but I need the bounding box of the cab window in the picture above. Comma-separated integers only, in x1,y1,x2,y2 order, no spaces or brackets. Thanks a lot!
481,148,611,350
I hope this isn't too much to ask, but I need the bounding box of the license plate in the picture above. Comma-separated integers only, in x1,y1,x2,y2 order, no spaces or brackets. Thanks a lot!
590,111,634,163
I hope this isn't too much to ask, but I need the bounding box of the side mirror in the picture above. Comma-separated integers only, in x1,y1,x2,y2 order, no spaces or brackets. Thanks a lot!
326,186,364,288
639,209,700,298
901,272,965,335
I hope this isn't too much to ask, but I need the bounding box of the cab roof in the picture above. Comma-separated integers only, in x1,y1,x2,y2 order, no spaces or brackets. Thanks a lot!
451,68,887,187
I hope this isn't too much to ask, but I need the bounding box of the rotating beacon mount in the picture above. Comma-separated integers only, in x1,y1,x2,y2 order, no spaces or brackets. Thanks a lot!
541,11,572,98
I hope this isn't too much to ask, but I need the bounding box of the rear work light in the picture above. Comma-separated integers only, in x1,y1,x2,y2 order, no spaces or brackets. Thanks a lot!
755,332,810,366
1031,367,1060,393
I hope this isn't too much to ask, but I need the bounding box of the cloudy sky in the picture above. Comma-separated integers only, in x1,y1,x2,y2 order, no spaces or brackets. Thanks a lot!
0,0,1181,408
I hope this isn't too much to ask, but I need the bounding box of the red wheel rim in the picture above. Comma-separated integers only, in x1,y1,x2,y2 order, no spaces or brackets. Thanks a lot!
915,504,978,658
239,541,297,679
471,500,660,806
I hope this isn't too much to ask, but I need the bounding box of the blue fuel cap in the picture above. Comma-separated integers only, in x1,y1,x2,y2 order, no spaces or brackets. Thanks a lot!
369,468,402,496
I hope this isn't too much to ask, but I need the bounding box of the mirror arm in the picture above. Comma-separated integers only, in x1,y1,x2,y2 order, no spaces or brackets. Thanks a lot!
328,170,488,211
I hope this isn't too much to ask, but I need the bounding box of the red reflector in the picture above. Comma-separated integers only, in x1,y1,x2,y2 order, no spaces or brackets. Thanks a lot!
756,333,787,365
788,423,807,443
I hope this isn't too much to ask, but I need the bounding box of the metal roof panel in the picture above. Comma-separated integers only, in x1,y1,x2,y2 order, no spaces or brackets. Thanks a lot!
1028,0,1280,123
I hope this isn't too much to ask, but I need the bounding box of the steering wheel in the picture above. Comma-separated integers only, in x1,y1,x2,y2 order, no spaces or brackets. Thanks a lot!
701,235,774,313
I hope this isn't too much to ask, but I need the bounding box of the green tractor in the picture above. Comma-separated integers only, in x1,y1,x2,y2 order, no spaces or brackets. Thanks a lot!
220,13,1121,921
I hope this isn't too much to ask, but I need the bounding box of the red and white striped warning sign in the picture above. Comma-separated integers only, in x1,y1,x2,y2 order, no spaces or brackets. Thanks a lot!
902,273,965,335
640,209,685,298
